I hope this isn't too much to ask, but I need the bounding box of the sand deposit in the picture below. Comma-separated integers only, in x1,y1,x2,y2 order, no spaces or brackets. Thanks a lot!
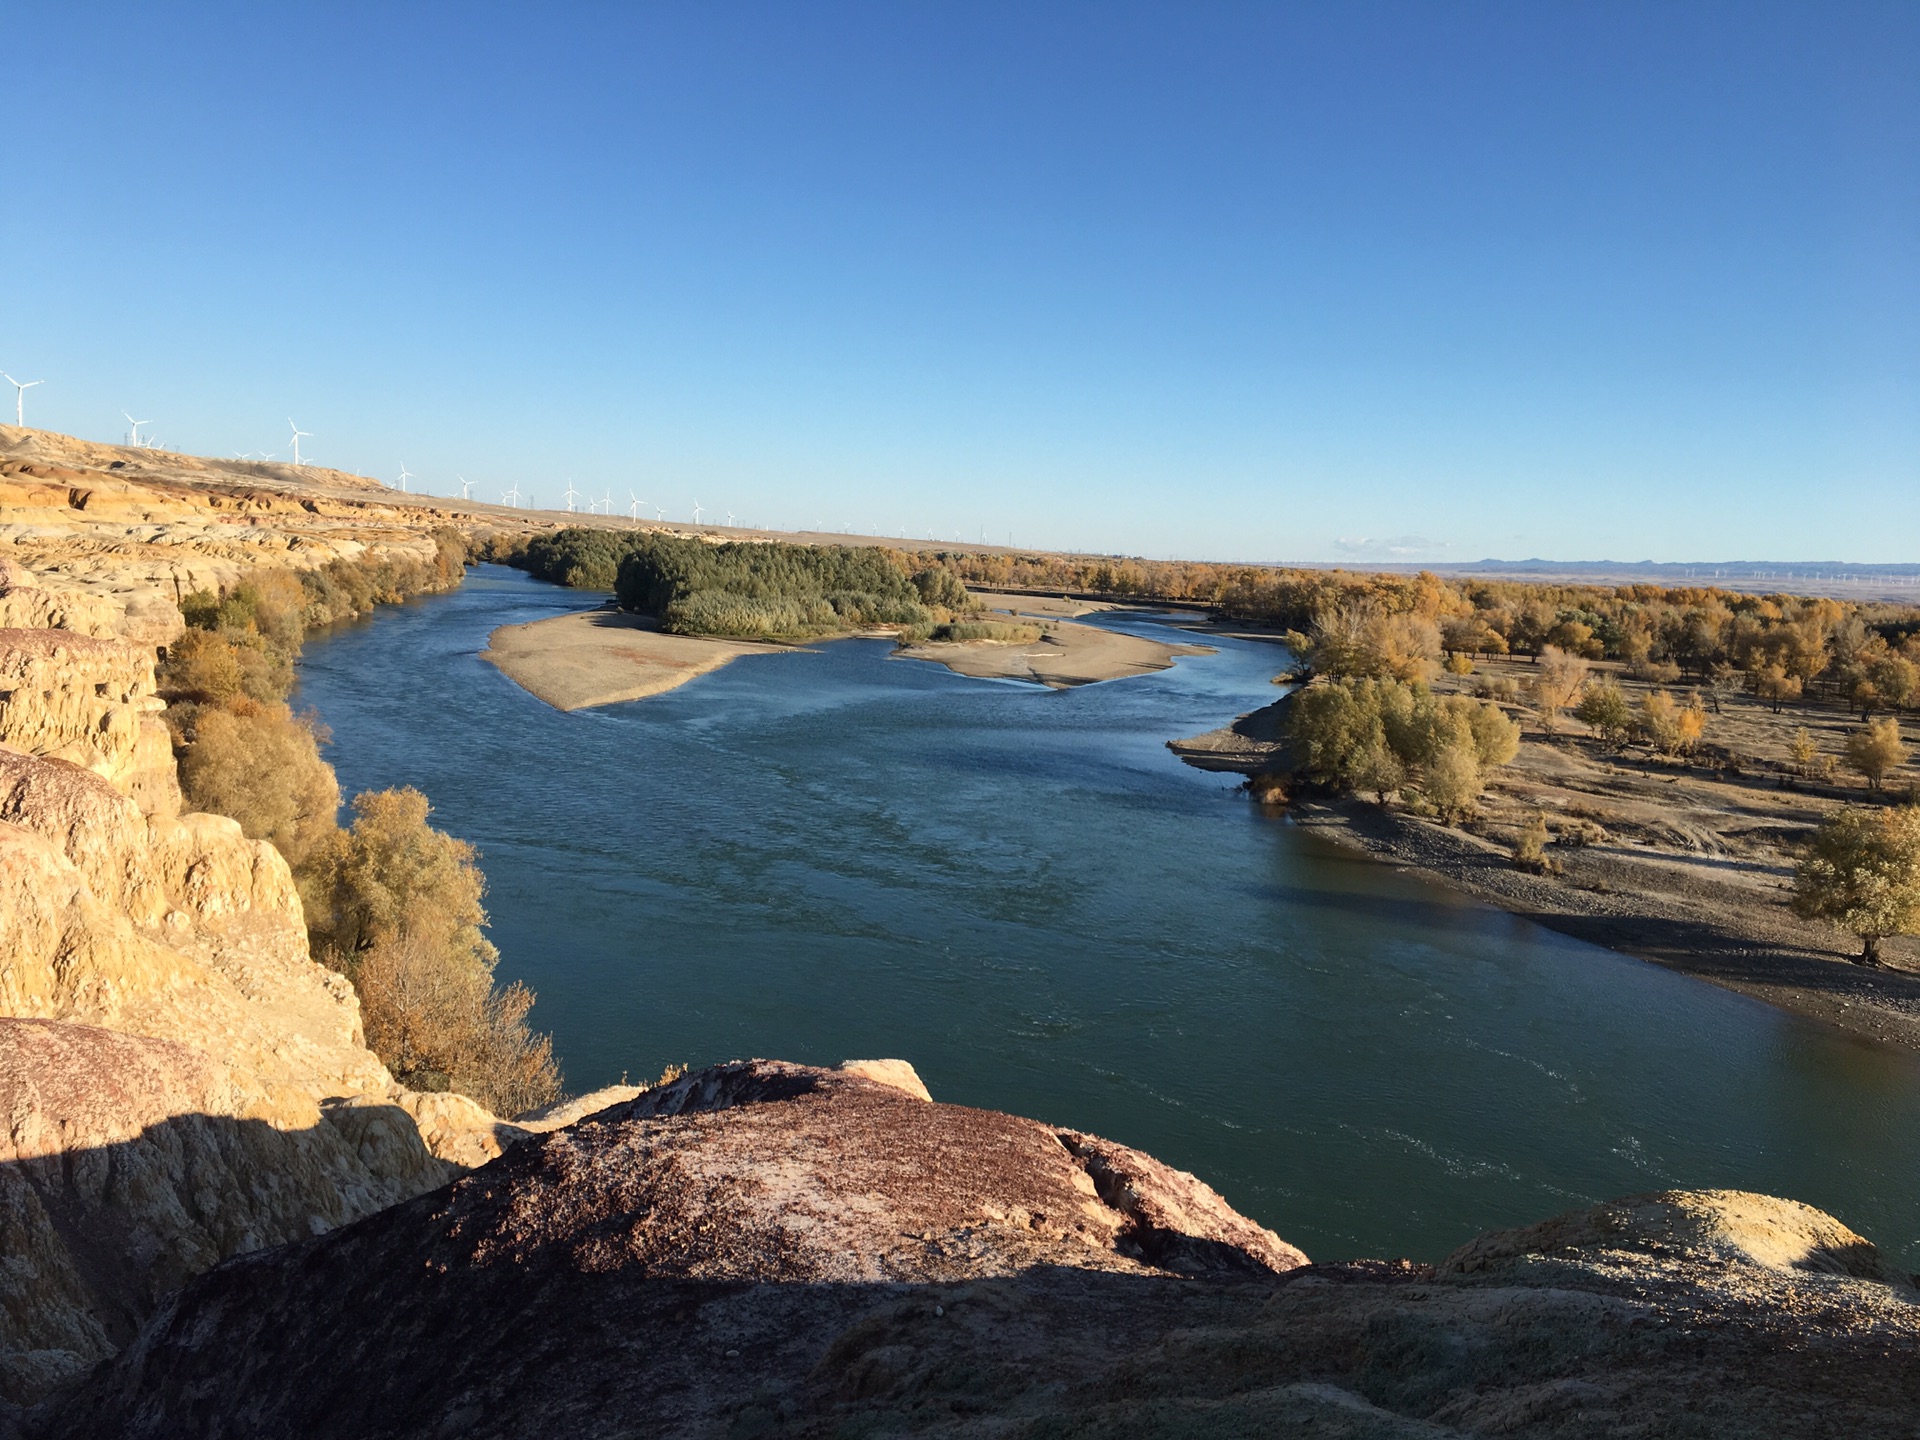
482,607,773,710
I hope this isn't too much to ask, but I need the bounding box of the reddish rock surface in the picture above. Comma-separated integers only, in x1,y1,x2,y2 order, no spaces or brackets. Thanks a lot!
35,1061,1920,1439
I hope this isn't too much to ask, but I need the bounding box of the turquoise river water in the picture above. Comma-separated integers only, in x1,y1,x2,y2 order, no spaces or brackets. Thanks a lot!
294,565,1920,1266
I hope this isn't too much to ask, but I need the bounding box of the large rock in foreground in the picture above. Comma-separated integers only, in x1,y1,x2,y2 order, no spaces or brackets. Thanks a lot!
40,1062,1920,1439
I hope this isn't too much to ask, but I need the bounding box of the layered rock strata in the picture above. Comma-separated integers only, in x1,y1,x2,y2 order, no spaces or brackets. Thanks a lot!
0,425,520,648
0,567,526,1406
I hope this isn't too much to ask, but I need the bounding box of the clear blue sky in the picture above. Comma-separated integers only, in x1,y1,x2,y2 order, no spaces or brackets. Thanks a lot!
5,2,1915,562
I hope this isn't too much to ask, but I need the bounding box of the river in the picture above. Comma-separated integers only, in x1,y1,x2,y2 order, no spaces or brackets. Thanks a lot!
295,564,1920,1266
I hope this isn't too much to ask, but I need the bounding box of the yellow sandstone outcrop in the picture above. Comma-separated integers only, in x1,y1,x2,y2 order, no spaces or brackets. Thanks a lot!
0,496,531,1404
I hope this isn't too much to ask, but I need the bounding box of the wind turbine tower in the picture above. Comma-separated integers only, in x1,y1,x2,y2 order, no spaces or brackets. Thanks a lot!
287,419,312,467
1,373,42,427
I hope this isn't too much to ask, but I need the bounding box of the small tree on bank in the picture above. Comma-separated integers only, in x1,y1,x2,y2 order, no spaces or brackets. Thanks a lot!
1844,717,1908,793
1574,680,1633,745
1788,727,1818,778
1529,647,1589,733
1792,805,1920,966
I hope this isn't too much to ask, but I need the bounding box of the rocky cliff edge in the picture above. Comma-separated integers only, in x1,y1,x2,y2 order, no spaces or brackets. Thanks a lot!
0,569,543,1406
33,1058,1920,1439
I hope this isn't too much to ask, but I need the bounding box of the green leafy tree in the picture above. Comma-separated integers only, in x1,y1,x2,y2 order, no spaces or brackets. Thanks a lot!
1792,805,1920,965
1574,681,1633,744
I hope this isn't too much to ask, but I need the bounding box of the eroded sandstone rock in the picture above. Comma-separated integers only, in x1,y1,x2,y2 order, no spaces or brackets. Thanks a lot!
0,725,515,1403
36,1064,1920,1439
0,1019,455,1406
836,1056,933,1100
0,630,174,808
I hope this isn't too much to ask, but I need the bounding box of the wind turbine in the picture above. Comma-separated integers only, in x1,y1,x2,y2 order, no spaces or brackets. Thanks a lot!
458,475,474,500
600,490,613,516
1,373,42,426
396,463,414,493
654,504,665,521
563,480,582,514
726,511,736,527
287,419,312,467
502,482,522,507
628,491,642,519
692,500,704,525
123,412,151,448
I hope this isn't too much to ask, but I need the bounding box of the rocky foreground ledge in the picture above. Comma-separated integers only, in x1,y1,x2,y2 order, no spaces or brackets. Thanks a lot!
22,1058,1920,1440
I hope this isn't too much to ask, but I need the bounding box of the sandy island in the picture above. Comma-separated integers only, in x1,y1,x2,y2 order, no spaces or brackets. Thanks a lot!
893,592,1213,688
482,607,772,711
485,591,1218,711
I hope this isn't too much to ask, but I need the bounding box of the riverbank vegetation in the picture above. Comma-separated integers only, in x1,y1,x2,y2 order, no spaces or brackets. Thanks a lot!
1793,805,1920,966
155,539,564,1115
934,551,1920,718
498,528,987,642
1288,676,1522,820
901,619,1041,645
1262,584,1920,1017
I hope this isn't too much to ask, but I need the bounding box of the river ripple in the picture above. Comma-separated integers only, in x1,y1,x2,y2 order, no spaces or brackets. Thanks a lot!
295,565,1920,1265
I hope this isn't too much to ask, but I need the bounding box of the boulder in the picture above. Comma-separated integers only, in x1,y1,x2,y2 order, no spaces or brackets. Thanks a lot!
38,1068,1920,1438
836,1056,932,1100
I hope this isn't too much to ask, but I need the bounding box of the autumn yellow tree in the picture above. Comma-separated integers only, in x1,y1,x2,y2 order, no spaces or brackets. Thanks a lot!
1529,647,1590,733
178,704,341,869
307,788,563,1114
1750,663,1801,713
1637,690,1707,757
1844,718,1908,793
1788,728,1818,778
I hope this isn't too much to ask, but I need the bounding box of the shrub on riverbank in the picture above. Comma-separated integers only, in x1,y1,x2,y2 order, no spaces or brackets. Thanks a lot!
1288,676,1521,819
1792,804,1920,965
178,703,341,869
900,620,1041,645
305,787,562,1114
156,539,564,1116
